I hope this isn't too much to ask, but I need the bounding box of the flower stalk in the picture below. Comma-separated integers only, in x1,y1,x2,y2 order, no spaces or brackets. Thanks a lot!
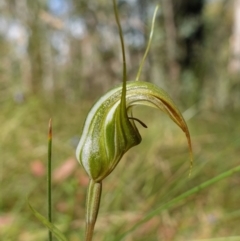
85,180,102,241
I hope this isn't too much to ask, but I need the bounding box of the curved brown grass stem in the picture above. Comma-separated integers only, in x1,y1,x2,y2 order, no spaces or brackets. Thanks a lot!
85,180,102,241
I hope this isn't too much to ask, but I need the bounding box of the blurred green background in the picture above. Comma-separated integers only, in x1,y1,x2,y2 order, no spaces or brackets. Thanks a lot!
1,0,240,240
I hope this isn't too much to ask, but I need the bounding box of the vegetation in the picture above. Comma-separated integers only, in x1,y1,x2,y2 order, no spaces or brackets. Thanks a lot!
1,95,240,240
1,0,240,240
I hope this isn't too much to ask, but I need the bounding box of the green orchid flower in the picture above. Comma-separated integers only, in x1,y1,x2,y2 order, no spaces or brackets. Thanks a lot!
76,2,193,241
76,81,192,182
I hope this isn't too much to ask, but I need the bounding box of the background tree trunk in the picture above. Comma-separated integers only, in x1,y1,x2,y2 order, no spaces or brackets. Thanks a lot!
228,0,240,74
161,0,180,98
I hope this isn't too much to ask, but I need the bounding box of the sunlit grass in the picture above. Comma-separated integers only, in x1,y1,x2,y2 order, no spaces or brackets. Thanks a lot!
1,96,240,240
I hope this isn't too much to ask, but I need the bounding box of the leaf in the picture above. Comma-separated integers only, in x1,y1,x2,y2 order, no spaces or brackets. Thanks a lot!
28,201,68,241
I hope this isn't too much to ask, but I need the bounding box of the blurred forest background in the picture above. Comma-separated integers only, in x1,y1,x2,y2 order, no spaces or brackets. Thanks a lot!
1,0,240,240
0,0,239,107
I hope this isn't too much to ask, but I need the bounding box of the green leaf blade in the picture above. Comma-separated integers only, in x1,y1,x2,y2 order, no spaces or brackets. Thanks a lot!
28,201,68,241
117,165,240,240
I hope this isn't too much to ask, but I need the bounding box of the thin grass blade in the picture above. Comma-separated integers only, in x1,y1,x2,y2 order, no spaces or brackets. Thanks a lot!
28,201,68,241
117,165,240,240
135,5,159,81
48,118,53,241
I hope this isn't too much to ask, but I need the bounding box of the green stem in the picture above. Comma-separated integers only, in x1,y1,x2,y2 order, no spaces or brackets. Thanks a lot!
47,118,53,241
85,180,102,241
135,5,159,81
113,0,127,110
